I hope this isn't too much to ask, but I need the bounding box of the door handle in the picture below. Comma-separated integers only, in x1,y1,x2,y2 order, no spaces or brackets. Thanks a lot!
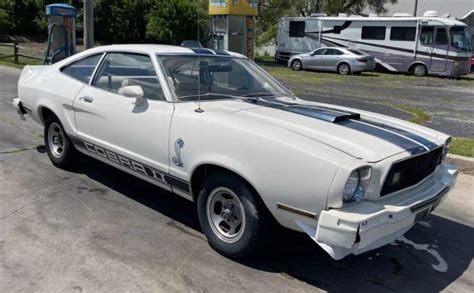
79,96,94,103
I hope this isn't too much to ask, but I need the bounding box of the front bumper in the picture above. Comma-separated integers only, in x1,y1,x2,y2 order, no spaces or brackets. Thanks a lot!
297,164,458,260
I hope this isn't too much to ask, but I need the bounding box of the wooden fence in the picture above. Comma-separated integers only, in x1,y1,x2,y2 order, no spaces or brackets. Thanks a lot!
0,42,43,64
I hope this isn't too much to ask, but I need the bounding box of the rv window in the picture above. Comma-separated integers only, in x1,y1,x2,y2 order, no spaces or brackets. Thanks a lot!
420,27,434,45
390,27,416,41
289,21,305,38
361,26,386,40
333,26,342,34
435,28,448,45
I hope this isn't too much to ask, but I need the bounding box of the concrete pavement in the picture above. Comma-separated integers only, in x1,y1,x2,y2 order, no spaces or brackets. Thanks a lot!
1,66,473,292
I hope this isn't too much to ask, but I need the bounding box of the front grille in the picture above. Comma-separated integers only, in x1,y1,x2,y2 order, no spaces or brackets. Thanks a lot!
380,147,443,196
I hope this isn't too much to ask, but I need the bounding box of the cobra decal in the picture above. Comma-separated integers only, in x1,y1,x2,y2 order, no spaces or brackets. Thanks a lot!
69,136,190,193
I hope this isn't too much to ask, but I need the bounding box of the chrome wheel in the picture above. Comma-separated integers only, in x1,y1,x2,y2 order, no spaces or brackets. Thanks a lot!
206,187,246,243
291,60,302,71
338,63,350,75
47,122,65,158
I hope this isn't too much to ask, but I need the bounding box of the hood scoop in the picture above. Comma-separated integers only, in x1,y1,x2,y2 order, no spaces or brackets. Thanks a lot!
284,105,361,123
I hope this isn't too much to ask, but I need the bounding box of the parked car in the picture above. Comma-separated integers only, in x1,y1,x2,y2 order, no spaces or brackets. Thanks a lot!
14,45,458,260
180,40,203,48
289,47,375,75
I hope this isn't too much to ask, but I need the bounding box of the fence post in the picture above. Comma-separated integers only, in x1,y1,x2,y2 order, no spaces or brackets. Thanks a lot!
13,42,19,64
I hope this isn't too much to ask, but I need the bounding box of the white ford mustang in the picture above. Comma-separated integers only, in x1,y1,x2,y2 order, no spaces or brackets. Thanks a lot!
14,45,458,260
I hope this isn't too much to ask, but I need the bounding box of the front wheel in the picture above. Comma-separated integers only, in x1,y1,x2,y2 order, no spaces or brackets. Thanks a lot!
44,116,78,169
291,59,303,71
413,64,427,77
197,173,270,259
337,62,351,75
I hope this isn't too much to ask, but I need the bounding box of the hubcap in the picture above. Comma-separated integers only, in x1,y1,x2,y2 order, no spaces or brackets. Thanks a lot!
415,65,425,76
48,122,65,158
206,187,246,243
339,64,349,74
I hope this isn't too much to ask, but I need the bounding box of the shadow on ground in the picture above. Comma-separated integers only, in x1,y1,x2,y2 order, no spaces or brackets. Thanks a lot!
64,149,473,292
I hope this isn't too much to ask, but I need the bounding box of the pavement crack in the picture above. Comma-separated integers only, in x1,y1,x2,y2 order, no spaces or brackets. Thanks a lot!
0,146,39,155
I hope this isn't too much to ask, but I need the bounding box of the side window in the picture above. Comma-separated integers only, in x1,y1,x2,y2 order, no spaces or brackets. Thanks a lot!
289,21,305,38
435,28,448,45
92,53,165,101
312,49,326,55
61,54,102,83
420,27,434,45
324,49,343,55
390,27,416,41
361,26,386,40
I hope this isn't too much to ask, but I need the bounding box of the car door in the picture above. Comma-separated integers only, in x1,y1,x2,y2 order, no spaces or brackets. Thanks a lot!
73,52,174,188
323,48,343,71
305,48,326,70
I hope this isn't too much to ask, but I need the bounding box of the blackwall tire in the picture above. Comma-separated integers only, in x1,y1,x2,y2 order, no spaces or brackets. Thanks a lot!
413,64,427,77
44,116,78,169
197,172,270,259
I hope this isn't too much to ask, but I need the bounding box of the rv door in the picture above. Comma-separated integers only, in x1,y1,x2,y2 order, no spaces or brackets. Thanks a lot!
430,27,449,72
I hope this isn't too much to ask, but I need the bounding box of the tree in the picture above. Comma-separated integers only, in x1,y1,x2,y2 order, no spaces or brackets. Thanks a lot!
0,0,47,36
146,0,208,45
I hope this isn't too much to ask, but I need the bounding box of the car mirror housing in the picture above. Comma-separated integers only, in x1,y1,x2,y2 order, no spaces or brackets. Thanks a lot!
118,85,144,99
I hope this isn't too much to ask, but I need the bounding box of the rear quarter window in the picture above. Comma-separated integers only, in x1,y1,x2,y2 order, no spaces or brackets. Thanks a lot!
61,54,102,83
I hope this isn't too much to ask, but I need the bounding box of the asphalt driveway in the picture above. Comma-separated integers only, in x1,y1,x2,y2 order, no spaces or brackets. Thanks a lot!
1,66,473,292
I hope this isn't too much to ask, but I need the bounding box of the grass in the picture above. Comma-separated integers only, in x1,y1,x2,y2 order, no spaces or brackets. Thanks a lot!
389,103,432,125
254,55,274,63
450,137,474,157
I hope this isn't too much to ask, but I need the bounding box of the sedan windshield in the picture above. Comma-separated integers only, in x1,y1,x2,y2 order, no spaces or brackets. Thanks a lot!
450,26,472,51
159,55,293,101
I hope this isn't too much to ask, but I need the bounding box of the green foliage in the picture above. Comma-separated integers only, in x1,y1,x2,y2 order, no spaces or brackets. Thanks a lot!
146,0,209,45
0,0,47,36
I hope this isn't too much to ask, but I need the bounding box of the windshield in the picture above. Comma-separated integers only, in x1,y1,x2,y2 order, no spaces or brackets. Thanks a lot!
450,26,472,51
159,55,293,101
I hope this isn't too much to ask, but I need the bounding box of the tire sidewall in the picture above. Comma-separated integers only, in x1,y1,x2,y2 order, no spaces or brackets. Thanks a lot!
44,116,76,168
197,173,264,259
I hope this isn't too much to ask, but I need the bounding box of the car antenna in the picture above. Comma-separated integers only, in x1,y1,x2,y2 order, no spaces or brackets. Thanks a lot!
195,2,204,113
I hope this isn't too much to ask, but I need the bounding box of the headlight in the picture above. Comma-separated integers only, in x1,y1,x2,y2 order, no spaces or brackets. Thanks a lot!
343,170,360,202
442,137,452,161
343,167,371,203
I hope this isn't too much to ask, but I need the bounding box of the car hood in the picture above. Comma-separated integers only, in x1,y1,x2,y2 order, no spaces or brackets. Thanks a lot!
226,97,447,163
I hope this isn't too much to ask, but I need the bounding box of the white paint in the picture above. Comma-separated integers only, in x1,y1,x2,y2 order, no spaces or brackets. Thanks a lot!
397,236,448,272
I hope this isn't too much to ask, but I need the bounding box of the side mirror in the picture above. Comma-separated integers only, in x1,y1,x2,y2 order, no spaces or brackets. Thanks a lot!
118,85,144,106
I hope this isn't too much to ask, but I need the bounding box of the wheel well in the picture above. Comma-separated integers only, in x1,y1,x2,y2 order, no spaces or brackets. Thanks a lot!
408,62,427,73
39,107,56,124
190,164,256,201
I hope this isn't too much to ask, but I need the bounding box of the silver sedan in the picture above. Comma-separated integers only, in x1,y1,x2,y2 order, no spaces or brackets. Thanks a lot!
288,47,375,75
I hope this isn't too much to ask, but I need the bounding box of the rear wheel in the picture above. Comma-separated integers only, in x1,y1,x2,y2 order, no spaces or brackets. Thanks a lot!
413,64,427,77
44,116,78,169
337,62,351,75
291,59,303,71
197,172,270,259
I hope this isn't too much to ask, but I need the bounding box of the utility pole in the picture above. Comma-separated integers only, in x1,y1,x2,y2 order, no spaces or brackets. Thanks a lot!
83,0,94,49
413,0,418,16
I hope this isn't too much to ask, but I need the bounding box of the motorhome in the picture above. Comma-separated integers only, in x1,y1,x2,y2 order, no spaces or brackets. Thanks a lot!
275,11,472,76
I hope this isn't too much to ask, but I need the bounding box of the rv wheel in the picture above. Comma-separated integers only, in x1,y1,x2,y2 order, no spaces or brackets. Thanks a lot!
413,64,427,77
291,59,302,71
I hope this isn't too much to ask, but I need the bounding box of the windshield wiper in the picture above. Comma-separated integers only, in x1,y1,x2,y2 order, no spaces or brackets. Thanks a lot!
241,92,275,98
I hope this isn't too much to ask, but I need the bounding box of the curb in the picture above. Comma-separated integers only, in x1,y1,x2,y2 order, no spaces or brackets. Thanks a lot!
446,154,474,175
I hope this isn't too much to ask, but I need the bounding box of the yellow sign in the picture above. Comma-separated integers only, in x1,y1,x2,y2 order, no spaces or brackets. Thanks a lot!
209,0,258,16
